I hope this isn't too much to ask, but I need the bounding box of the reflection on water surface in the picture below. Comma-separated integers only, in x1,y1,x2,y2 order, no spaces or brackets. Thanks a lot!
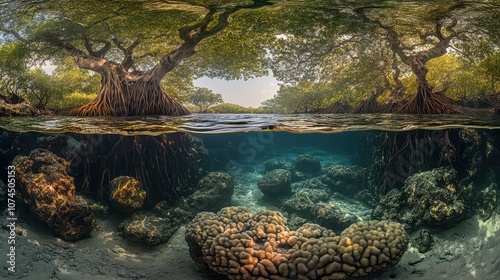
1,113,500,135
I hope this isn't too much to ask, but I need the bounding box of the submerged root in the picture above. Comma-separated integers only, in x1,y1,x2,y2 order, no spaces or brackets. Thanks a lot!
369,130,459,193
74,134,205,205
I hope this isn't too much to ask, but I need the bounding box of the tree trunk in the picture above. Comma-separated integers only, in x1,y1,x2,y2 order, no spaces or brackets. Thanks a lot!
60,64,189,116
397,57,464,114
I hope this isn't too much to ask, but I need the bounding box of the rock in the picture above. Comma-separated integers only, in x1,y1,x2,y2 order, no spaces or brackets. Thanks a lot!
0,97,39,116
12,148,95,240
372,189,404,221
286,214,308,231
185,134,211,176
257,169,292,197
294,154,321,174
478,183,499,220
282,189,329,217
403,166,465,226
181,172,234,213
264,158,293,173
372,189,417,230
324,165,363,196
118,202,190,246
34,135,80,161
355,189,378,207
80,196,109,219
109,176,146,214
283,189,355,232
414,229,432,253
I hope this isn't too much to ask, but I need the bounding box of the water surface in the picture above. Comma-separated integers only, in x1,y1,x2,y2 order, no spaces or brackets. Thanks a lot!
1,113,500,135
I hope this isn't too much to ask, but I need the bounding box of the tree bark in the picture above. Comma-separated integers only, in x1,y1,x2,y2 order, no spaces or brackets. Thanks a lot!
60,62,189,116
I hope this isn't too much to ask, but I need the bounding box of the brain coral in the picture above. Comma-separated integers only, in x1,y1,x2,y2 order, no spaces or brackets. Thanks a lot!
186,206,409,280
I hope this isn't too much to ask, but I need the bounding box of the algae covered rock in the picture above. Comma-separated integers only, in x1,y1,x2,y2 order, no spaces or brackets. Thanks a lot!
371,189,413,226
181,172,234,212
294,154,321,174
324,164,364,195
257,168,292,197
283,189,355,231
403,166,465,226
264,158,293,173
118,201,190,246
109,176,146,214
414,229,433,253
12,148,95,240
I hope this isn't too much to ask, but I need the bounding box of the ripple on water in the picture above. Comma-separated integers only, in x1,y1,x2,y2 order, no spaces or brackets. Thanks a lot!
1,113,500,135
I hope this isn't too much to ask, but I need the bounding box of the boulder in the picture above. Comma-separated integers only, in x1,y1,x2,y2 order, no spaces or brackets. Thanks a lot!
324,165,363,195
283,189,356,232
109,176,146,214
264,158,293,173
118,201,190,246
181,172,234,213
257,169,292,197
12,149,95,240
294,154,321,174
403,166,465,226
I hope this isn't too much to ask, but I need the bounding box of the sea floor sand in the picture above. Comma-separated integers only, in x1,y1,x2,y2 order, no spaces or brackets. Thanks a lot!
1,206,499,280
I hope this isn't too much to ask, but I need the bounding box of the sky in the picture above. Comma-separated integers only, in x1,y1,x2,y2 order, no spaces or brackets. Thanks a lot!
194,75,279,108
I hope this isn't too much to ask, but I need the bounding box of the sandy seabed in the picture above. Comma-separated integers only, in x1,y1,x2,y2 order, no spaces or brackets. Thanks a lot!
1,207,499,280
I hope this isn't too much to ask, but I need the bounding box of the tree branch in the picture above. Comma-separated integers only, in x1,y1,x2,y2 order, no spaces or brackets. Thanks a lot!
145,0,272,82
112,38,141,70
84,37,112,58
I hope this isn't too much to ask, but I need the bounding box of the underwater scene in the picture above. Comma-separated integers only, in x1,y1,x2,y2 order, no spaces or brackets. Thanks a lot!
0,114,499,280
2,0,500,279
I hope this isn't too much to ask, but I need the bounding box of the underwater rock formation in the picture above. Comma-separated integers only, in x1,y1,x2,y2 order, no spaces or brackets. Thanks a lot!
118,201,190,246
323,165,364,196
73,133,210,206
109,176,147,214
12,148,95,240
186,206,409,280
294,154,321,174
119,172,233,246
264,158,293,173
258,169,292,197
34,134,80,161
478,184,499,220
414,229,433,253
185,134,211,175
373,166,475,229
403,166,465,226
181,172,234,213
371,189,416,229
283,189,355,232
